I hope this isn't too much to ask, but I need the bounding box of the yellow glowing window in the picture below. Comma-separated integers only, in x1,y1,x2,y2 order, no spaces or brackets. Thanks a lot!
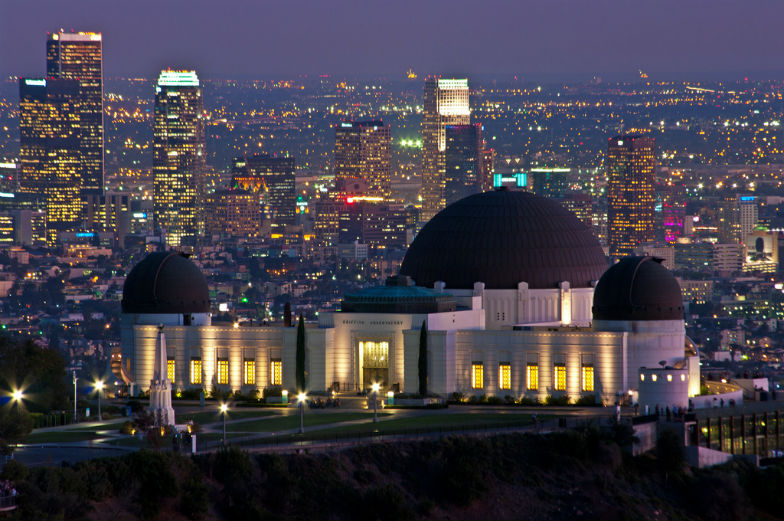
499,363,511,390
190,359,202,385
526,364,539,391
167,359,175,382
217,359,229,385
554,365,566,391
471,362,484,389
582,365,594,392
270,359,282,386
244,360,256,385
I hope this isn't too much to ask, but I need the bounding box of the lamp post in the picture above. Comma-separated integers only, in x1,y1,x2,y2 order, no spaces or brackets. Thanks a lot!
72,370,78,423
11,390,23,407
371,382,380,423
95,380,104,421
219,403,228,445
297,392,306,434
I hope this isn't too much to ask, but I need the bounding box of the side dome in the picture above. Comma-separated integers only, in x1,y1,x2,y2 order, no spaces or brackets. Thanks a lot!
592,256,683,321
400,189,608,289
121,252,210,314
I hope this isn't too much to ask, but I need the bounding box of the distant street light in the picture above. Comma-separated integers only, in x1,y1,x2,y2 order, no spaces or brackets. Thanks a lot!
371,383,380,423
220,403,228,445
297,392,307,434
72,371,78,423
11,390,23,403
95,380,105,421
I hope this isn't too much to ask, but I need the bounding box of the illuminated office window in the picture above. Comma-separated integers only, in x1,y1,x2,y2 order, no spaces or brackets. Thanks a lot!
471,362,484,389
190,358,202,385
526,364,539,391
270,359,282,386
217,359,229,385
582,365,594,392
244,360,255,385
167,358,175,382
554,364,566,391
499,363,511,390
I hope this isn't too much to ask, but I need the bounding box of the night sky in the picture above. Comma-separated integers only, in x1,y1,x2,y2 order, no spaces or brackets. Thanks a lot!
3,0,784,80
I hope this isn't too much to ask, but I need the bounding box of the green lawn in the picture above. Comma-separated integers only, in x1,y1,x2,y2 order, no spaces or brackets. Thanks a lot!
24,431,105,444
225,412,389,433
175,409,277,425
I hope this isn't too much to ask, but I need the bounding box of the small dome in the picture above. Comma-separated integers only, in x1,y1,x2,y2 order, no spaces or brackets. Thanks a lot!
400,189,608,289
592,256,683,321
121,252,210,314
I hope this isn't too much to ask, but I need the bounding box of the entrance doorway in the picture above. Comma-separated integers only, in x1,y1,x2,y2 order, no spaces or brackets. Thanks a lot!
360,340,389,389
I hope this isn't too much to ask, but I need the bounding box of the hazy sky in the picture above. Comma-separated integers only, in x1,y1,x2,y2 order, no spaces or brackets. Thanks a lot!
3,0,784,80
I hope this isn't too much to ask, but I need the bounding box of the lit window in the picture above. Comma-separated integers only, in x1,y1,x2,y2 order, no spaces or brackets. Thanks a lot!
680,374,686,382
244,359,255,385
526,364,539,391
554,364,566,391
651,374,658,382
471,362,484,389
217,359,229,385
270,359,282,386
167,358,175,382
667,374,673,382
499,363,511,390
640,373,645,381
190,358,202,385
582,366,594,392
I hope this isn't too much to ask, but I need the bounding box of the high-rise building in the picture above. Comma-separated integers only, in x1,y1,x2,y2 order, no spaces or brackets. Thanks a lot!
204,188,261,240
421,77,470,221
232,155,296,230
19,77,83,243
334,121,391,198
46,31,104,195
607,135,655,258
444,124,483,205
738,195,759,243
152,70,206,247
529,167,570,199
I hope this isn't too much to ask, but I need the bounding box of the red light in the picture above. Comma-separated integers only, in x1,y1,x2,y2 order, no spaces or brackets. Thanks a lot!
346,197,354,204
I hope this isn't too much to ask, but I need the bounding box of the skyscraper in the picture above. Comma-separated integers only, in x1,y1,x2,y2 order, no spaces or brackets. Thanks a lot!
46,31,104,195
334,121,391,199
232,155,296,230
19,77,83,243
421,77,470,221
607,135,655,258
444,123,483,205
153,70,206,247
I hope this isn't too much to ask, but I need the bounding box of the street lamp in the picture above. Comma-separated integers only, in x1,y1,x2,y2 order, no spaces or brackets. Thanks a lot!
72,371,78,423
219,403,228,445
371,383,380,423
297,392,307,434
95,381,104,421
11,389,23,403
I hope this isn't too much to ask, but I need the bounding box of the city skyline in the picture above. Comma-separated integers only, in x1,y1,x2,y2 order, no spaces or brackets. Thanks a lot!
3,1,784,80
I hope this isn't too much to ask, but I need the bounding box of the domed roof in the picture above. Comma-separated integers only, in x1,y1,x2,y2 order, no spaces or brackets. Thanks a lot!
592,256,683,321
121,252,210,314
399,189,608,290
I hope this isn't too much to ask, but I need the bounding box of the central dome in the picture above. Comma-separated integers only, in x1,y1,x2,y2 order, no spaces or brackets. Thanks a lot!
121,252,211,314
400,189,608,290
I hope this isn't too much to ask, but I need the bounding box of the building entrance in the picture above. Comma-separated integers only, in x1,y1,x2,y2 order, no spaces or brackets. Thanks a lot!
360,340,389,389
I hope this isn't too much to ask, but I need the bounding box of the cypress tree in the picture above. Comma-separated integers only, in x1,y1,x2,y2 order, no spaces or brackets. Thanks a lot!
418,320,427,397
296,315,306,393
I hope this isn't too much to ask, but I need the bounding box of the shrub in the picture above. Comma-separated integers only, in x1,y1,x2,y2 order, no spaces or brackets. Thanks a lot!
119,421,135,435
486,396,504,405
545,394,571,406
575,394,599,406
656,429,685,472
179,475,209,520
449,392,465,403
179,388,203,400
263,387,283,398
518,396,542,406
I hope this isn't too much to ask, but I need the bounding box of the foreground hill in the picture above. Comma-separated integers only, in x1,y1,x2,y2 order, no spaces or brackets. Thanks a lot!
2,427,783,520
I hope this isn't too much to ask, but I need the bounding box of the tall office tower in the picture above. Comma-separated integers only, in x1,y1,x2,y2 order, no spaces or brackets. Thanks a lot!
607,135,655,258
529,168,569,199
334,121,391,198
479,148,495,192
204,188,261,240
19,77,83,243
444,124,483,205
421,77,470,221
657,181,685,243
232,155,296,230
152,70,206,247
738,195,759,243
46,31,104,195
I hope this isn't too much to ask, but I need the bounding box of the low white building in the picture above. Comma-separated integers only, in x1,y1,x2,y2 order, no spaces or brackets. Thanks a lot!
120,190,699,406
